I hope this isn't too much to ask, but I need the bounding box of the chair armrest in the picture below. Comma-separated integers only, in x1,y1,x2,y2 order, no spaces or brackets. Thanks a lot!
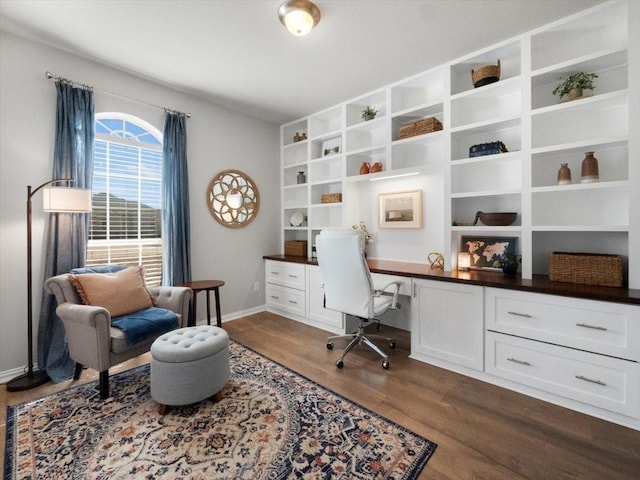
55,303,112,371
375,281,401,309
148,286,192,327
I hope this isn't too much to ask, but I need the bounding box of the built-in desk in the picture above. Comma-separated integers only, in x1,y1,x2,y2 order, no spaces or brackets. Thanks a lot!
264,254,640,305
264,254,640,430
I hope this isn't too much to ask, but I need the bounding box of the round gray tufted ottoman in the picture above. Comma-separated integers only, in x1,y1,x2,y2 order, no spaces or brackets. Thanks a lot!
150,325,229,415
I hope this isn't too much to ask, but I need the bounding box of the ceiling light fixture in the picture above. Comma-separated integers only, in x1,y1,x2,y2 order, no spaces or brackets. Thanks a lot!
278,0,321,36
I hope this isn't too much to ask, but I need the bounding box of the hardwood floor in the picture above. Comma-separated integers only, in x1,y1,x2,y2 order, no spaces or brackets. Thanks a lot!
2,311,639,479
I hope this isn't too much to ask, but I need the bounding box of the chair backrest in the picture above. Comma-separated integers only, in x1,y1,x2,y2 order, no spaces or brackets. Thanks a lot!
316,229,375,318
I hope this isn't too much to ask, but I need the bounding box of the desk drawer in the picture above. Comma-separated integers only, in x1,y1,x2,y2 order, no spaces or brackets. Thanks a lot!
265,260,305,290
486,288,640,361
486,331,640,418
266,284,305,316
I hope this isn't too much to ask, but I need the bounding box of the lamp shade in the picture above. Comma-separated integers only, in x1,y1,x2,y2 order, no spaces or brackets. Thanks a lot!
278,0,321,36
458,252,471,271
42,187,92,213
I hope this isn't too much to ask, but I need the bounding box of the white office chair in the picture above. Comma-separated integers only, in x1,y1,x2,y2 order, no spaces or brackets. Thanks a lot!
316,228,400,369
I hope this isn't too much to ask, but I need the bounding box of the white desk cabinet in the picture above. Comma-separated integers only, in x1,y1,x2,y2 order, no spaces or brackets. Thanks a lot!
306,264,343,333
265,260,306,319
485,288,640,421
411,279,484,371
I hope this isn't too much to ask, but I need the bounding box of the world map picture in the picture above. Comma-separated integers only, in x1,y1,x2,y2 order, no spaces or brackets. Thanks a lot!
460,236,517,270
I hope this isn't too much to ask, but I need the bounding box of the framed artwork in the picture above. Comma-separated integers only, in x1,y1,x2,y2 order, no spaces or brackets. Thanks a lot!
321,137,341,157
460,236,517,270
378,190,422,229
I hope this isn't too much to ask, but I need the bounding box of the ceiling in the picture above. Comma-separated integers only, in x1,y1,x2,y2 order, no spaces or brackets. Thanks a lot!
0,0,603,125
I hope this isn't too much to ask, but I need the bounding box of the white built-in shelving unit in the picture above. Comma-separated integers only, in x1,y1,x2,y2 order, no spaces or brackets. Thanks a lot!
280,1,638,288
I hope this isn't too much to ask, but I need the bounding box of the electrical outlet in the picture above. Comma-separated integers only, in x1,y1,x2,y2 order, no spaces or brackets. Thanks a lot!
254,281,260,292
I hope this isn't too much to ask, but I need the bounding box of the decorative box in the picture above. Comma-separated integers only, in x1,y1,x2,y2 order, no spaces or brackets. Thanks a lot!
321,193,342,203
469,141,508,157
549,252,623,287
284,241,308,257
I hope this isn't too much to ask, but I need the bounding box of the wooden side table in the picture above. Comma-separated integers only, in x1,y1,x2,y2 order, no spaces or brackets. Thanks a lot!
181,280,225,327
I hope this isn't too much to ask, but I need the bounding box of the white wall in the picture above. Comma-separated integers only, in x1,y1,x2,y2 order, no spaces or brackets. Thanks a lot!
0,32,280,380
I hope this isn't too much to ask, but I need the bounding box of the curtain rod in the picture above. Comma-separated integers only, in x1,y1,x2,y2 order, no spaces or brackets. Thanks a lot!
45,71,191,118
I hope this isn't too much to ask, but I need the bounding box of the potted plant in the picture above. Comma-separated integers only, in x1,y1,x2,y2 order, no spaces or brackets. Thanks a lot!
493,252,521,275
552,72,598,101
361,106,378,121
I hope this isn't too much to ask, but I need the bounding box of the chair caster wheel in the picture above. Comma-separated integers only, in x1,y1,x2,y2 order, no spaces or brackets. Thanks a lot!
389,341,396,349
382,360,390,369
336,360,344,369
327,342,334,350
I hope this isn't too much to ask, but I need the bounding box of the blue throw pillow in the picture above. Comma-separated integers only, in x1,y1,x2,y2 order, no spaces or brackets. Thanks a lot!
70,264,128,275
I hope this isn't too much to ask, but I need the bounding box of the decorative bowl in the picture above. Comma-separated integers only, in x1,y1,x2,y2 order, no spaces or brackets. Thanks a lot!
473,211,517,226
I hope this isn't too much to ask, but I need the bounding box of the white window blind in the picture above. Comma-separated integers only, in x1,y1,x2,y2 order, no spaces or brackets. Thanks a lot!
87,115,163,286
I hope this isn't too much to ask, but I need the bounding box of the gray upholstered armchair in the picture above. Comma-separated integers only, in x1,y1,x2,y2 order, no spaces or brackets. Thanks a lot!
44,267,192,399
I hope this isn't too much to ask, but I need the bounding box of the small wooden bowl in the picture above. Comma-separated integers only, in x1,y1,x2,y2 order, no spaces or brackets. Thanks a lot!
473,211,517,226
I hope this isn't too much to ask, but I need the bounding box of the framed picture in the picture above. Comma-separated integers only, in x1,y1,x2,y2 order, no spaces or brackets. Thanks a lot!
378,190,422,229
321,137,341,157
460,236,517,270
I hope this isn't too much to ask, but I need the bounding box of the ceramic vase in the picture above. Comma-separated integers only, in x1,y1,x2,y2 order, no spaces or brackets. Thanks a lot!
557,163,571,185
359,162,370,175
580,151,599,183
297,171,305,184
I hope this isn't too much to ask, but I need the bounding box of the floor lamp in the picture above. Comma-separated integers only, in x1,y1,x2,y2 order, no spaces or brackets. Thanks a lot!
6,179,92,391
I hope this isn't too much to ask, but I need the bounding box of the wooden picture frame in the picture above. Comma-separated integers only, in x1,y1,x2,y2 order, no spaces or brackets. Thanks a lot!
378,190,422,229
321,137,341,157
460,236,517,270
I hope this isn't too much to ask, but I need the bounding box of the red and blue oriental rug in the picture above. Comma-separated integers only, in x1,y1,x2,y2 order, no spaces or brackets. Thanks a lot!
4,341,436,479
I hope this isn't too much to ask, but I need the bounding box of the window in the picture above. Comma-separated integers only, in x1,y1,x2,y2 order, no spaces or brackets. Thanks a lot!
87,113,163,286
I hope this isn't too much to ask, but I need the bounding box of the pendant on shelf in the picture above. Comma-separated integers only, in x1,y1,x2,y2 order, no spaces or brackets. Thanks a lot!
580,151,599,183
557,163,571,185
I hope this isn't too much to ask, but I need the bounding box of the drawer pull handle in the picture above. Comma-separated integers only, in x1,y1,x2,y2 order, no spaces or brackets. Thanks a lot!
288,274,298,278
575,375,606,387
507,357,531,366
271,271,279,275
576,323,607,331
270,295,279,300
288,300,298,304
507,311,532,318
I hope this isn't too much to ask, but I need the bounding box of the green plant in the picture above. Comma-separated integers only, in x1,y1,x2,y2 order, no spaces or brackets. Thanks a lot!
552,72,598,98
361,106,378,120
352,221,373,245
493,252,521,273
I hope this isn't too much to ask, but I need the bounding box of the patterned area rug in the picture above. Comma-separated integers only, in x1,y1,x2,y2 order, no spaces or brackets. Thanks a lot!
4,341,436,479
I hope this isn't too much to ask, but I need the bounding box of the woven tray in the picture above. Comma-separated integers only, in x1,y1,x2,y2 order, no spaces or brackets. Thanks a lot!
284,240,307,257
321,193,342,203
549,252,623,287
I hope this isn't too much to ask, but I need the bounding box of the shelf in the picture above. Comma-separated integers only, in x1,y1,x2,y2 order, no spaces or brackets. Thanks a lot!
279,1,634,286
532,180,628,194
390,67,444,114
530,1,627,71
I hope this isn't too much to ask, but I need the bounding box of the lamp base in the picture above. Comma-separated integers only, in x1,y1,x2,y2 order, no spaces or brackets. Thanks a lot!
6,369,50,391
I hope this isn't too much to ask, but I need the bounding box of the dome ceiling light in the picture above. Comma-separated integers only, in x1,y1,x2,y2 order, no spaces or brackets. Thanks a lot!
278,0,321,36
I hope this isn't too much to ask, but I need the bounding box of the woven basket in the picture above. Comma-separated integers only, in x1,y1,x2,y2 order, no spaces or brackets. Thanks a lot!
399,122,417,139
471,59,501,88
284,240,307,257
415,117,443,135
549,252,623,287
321,193,342,203
399,117,442,139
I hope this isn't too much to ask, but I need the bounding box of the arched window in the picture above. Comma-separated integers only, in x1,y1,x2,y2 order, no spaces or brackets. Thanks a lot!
87,113,163,285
